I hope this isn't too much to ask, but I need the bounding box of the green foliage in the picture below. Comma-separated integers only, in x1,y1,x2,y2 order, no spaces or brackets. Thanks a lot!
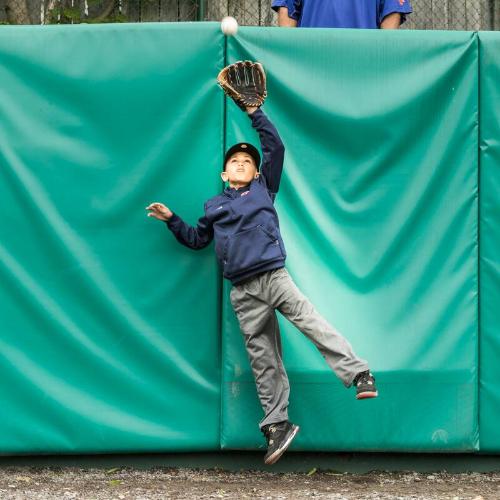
45,0,125,24
62,6,81,21
87,13,128,23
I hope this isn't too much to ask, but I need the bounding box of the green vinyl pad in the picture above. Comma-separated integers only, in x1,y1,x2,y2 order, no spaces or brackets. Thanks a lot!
0,23,492,455
0,23,223,453
222,28,479,451
478,31,500,453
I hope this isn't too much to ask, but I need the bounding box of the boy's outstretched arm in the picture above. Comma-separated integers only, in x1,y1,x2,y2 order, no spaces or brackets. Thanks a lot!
246,107,285,196
146,202,213,250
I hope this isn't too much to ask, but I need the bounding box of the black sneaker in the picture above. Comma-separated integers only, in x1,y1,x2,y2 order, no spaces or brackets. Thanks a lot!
262,421,300,465
353,370,378,399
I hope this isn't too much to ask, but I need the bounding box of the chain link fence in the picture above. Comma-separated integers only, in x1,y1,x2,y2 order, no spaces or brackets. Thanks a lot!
1,0,499,29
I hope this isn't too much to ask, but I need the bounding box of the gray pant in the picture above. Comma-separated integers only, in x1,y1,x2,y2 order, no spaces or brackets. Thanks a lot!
229,267,369,430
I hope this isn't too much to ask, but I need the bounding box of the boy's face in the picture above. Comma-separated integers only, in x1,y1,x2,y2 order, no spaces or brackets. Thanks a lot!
221,152,258,186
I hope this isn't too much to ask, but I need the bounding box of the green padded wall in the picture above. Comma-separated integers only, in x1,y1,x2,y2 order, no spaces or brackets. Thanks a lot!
222,28,479,451
0,23,223,453
478,31,500,452
0,23,494,456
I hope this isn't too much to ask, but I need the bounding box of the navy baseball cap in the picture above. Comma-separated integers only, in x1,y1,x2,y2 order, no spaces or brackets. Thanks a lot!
223,142,261,171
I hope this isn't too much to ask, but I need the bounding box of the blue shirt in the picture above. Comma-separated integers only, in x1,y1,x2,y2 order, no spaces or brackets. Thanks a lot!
272,0,412,29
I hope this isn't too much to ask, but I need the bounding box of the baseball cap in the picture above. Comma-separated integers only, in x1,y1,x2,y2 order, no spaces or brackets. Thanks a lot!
223,142,261,171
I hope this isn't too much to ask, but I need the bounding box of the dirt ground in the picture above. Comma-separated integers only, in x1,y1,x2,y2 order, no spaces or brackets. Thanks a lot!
0,468,499,500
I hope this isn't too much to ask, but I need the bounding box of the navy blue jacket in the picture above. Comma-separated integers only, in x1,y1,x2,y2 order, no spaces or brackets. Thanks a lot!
165,109,286,284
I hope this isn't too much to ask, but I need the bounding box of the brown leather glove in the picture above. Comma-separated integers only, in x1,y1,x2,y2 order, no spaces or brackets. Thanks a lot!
217,60,267,111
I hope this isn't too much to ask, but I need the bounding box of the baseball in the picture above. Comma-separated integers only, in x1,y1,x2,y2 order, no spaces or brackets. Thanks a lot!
221,16,238,36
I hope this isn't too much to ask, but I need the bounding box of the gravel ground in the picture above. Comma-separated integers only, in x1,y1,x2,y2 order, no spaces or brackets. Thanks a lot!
0,468,499,500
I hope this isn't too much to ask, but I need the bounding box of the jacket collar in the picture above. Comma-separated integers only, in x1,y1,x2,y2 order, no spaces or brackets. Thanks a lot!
223,182,252,199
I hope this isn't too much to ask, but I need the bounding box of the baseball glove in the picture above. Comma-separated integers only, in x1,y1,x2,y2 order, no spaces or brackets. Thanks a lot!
217,60,267,110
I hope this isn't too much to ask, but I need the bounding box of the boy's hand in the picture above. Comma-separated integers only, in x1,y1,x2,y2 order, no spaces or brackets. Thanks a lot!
246,106,258,115
146,202,173,221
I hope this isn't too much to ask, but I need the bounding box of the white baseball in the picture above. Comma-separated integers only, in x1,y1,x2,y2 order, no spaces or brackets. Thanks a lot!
221,16,238,36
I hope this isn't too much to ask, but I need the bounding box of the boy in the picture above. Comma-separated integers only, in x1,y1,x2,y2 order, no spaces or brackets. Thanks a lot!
147,97,377,466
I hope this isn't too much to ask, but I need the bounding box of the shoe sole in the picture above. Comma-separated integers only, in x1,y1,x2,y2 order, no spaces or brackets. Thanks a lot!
264,425,300,465
357,391,378,400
